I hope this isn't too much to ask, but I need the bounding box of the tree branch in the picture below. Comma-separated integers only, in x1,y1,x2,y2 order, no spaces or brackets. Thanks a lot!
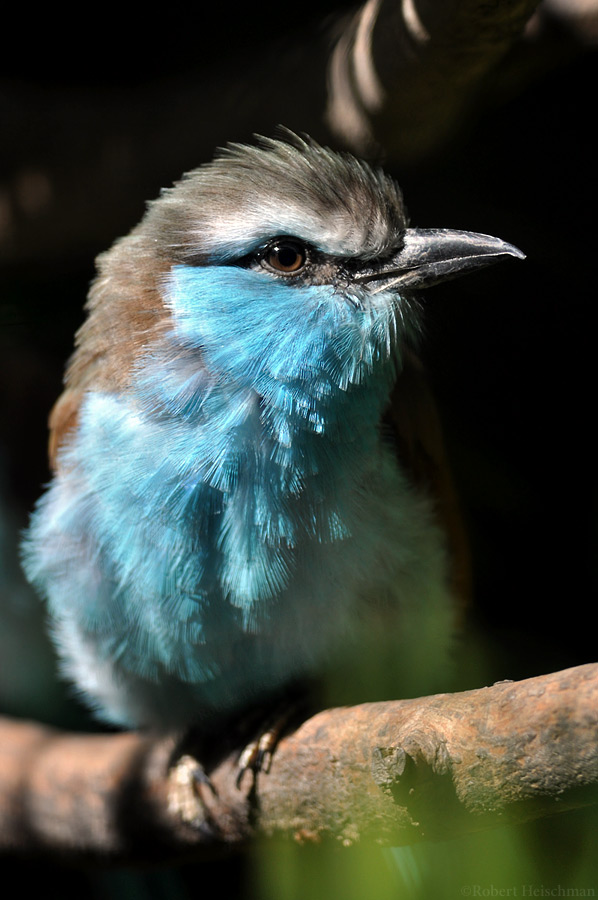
1,663,597,862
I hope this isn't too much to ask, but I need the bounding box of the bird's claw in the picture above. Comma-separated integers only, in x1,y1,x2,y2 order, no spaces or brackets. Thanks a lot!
167,753,217,826
235,702,301,789
236,732,275,789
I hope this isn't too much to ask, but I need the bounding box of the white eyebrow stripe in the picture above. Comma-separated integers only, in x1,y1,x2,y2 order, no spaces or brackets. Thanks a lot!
191,200,399,262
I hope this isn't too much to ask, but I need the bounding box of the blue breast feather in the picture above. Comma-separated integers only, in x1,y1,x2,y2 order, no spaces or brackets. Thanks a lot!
23,265,448,726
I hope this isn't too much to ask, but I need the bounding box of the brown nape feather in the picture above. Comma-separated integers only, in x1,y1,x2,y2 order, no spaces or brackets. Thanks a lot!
48,230,173,473
48,388,83,472
384,351,472,614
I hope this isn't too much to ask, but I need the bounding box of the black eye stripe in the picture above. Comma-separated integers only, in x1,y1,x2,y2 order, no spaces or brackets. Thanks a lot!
232,236,379,281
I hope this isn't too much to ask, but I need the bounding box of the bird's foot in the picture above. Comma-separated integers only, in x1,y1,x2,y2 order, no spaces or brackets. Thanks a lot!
167,753,217,828
235,700,305,789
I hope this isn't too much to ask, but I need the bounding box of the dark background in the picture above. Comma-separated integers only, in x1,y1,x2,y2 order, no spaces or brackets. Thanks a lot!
0,3,596,896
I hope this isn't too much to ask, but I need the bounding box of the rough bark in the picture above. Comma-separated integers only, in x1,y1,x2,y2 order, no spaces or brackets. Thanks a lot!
1,663,597,862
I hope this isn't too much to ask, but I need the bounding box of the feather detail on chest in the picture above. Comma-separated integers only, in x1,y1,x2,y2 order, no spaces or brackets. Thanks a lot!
58,261,408,617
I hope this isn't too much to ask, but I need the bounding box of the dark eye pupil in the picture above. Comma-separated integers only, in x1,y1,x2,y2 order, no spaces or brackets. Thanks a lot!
277,246,300,268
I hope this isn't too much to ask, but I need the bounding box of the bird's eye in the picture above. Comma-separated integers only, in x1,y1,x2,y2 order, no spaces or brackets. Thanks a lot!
262,240,307,275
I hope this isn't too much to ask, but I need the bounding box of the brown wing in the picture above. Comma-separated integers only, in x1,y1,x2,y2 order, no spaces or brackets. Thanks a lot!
48,388,85,472
47,234,172,474
384,350,472,613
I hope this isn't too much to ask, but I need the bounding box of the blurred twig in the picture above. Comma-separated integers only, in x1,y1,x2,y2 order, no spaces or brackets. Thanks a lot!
1,0,577,271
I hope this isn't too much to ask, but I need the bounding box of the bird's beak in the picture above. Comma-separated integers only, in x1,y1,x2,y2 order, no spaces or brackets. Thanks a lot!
354,228,525,294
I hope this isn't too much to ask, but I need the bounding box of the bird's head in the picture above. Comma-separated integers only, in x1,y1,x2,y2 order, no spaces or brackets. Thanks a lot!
60,131,523,453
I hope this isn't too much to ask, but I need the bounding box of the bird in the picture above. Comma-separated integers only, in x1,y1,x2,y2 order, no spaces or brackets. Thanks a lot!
21,130,524,736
